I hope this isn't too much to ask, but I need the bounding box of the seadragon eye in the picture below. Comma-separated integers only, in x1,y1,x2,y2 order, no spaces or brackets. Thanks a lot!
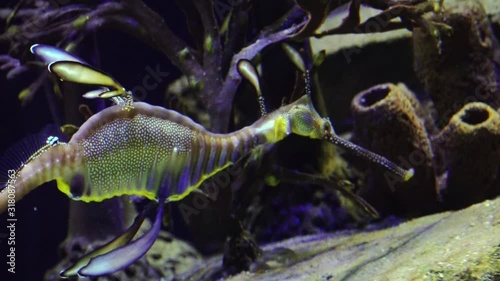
290,107,315,136
322,120,334,138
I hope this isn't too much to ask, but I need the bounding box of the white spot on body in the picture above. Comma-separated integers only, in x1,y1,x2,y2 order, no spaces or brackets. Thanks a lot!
255,119,275,135
231,136,239,147
81,114,196,197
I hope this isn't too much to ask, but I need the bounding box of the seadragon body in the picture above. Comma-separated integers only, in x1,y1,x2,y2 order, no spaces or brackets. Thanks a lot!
2,95,325,208
0,45,413,277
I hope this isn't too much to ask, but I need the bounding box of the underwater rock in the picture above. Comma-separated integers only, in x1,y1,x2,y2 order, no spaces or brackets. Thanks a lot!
145,231,203,280
413,0,500,127
434,102,500,209
350,83,438,215
223,227,263,275
181,197,500,280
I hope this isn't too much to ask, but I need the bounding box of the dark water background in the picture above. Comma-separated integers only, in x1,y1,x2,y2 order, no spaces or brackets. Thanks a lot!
0,1,292,280
2,0,496,280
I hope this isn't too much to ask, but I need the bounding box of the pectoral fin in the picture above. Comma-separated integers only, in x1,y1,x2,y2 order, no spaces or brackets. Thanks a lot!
78,203,164,277
59,203,153,277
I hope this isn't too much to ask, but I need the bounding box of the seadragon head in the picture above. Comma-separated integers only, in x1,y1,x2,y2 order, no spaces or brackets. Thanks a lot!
285,94,334,140
267,92,413,182
238,58,414,182
256,94,333,141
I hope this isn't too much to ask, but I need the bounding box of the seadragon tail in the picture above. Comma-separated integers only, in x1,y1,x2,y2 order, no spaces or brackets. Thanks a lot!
0,139,84,214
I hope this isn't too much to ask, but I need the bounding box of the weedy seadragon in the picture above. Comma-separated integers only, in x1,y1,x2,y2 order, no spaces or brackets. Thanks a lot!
0,45,414,277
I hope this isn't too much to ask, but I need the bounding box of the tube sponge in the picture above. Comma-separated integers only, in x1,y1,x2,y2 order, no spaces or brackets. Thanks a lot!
434,102,500,209
351,83,438,215
413,0,499,127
